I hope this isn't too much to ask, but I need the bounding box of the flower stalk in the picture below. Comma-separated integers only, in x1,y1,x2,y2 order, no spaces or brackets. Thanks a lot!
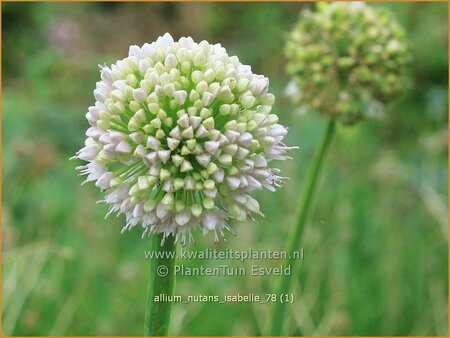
144,234,176,336
269,118,335,336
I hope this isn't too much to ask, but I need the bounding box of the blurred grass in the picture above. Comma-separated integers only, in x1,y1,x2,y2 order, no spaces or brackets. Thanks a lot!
2,2,448,336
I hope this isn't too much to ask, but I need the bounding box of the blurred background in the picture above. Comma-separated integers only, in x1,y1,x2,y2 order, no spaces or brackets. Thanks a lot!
2,2,448,336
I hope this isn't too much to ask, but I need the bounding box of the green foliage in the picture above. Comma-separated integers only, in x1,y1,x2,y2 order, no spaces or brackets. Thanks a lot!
2,2,448,336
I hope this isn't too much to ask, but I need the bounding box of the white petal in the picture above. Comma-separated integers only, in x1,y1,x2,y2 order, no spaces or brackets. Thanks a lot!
236,147,250,159
129,45,141,58
203,212,218,230
129,131,145,144
147,136,161,150
78,144,100,161
240,175,249,187
133,204,144,218
94,88,108,102
98,133,111,144
146,151,159,164
156,33,174,48
205,141,220,155
158,150,171,164
86,127,103,139
218,134,229,146
224,130,240,142
95,172,113,189
149,164,161,176
174,90,187,105
169,126,181,139
138,176,150,190
175,211,191,226
139,59,150,76
185,176,195,190
268,124,288,138
202,92,215,106
252,154,267,168
195,125,208,138
141,43,155,58
156,203,169,219
245,196,261,214
163,179,174,192
181,126,194,139
109,131,126,143
203,187,217,198
238,132,253,147
226,176,240,190
213,168,224,183
167,137,180,151
233,194,247,204
115,141,132,154
251,77,269,96
132,88,147,103
81,162,106,182
196,154,211,167
180,160,193,172
134,144,147,157
101,67,113,85
177,114,190,129
189,116,202,129
164,54,177,69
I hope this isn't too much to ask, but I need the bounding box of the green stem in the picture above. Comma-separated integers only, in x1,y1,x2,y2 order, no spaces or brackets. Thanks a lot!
269,118,336,336
144,233,177,336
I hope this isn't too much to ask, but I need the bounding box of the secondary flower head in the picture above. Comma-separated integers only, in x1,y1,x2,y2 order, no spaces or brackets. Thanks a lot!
285,2,411,124
73,33,295,244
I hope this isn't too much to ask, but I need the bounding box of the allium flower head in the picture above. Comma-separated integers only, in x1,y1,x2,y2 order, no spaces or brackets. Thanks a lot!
285,2,411,124
73,33,295,244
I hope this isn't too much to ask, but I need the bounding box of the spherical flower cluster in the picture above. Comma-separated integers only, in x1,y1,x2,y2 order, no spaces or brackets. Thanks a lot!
73,33,295,244
285,2,411,124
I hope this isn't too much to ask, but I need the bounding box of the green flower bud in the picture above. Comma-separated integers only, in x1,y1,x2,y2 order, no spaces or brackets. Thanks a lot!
285,2,411,125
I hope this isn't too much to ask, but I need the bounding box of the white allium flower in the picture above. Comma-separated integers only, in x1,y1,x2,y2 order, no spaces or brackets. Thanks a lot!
73,33,296,244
